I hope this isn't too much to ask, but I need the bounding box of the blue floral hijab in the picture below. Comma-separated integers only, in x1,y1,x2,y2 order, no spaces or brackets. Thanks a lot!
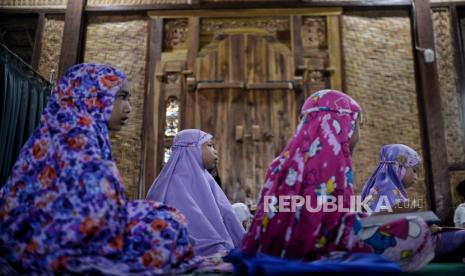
0,64,198,274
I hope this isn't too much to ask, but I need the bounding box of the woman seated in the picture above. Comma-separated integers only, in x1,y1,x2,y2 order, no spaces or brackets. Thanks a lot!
0,64,199,274
146,129,245,256
241,90,434,272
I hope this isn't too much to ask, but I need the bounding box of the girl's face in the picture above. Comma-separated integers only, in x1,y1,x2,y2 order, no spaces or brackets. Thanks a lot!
350,116,362,153
108,83,131,131
202,140,218,170
402,166,418,188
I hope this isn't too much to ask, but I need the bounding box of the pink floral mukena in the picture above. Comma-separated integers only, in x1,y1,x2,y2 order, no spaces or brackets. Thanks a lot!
242,90,362,259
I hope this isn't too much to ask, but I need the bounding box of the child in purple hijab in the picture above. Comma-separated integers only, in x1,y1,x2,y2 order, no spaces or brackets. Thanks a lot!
360,144,465,261
146,129,245,256
360,144,421,212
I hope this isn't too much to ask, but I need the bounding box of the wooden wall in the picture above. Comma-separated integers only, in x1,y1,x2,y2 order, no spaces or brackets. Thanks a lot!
432,8,465,207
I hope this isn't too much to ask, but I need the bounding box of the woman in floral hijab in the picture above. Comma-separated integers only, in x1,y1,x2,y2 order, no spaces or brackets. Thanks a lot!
0,63,199,274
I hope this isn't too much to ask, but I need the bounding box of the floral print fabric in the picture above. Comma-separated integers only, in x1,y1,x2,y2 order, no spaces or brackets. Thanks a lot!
360,144,421,211
0,63,198,274
241,90,434,271
242,90,362,259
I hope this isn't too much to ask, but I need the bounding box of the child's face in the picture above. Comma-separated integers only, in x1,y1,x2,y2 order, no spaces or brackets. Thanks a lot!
350,116,362,153
108,83,131,131
402,166,418,188
202,140,218,170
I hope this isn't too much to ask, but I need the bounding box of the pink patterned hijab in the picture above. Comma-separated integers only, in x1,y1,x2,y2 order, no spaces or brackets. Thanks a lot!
242,90,362,259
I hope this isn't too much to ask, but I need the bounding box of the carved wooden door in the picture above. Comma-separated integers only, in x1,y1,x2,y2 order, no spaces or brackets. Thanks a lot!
186,30,298,203
149,11,342,204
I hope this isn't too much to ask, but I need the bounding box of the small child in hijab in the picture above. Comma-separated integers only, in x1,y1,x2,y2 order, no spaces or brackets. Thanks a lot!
146,129,245,256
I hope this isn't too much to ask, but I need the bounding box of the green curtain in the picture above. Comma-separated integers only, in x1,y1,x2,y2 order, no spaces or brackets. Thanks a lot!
0,46,51,187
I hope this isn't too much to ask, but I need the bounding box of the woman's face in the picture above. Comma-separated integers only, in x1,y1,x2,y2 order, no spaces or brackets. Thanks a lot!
202,140,218,170
349,116,361,154
402,166,418,188
108,83,131,131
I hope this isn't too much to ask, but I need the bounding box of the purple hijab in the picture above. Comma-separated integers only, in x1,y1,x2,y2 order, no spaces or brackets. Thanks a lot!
146,129,245,256
360,144,421,212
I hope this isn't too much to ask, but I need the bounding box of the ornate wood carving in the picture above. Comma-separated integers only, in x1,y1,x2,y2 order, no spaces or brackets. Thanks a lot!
201,17,289,35
149,9,342,205
190,31,297,203
302,16,327,48
164,18,188,51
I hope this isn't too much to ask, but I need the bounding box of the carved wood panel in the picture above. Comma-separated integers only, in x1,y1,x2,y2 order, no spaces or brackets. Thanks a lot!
190,32,297,204
151,10,341,206
164,18,188,51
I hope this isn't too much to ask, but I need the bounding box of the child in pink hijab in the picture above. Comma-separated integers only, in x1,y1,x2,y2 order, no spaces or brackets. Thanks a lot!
242,90,435,271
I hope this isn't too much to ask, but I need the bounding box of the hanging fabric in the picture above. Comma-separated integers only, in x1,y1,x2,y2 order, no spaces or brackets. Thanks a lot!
0,43,51,187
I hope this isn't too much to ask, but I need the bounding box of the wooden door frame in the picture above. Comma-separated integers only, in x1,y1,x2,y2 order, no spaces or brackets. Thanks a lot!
411,0,452,220
146,9,343,194
447,3,465,173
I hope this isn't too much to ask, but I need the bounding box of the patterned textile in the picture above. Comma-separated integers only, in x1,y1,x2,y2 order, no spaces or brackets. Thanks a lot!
360,144,421,211
242,90,362,259
0,63,199,274
241,90,434,271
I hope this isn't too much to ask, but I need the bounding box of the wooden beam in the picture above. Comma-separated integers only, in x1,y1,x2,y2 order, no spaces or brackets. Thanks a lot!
339,14,346,92
197,81,244,90
432,1,465,8
186,17,199,73
327,15,343,91
148,8,342,18
141,18,163,197
411,0,452,221
303,0,410,8
85,4,188,13
0,0,410,15
85,1,409,13
449,162,465,171
58,0,86,77
184,17,199,129
0,0,410,14
451,5,465,159
31,12,45,70
291,15,304,77
246,82,293,90
0,7,66,14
